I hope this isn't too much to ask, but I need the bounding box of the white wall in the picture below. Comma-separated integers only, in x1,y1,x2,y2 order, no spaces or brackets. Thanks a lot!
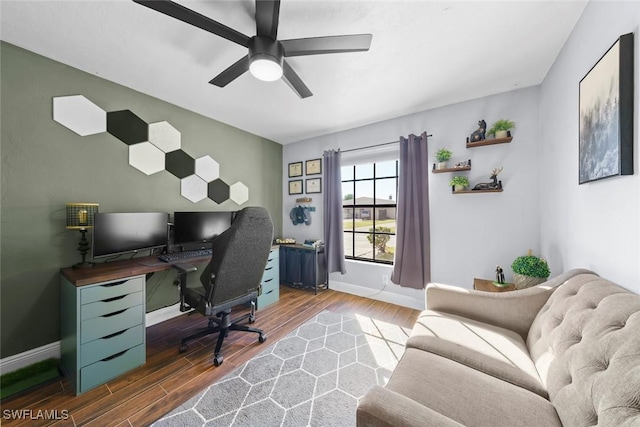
283,86,542,308
539,1,640,293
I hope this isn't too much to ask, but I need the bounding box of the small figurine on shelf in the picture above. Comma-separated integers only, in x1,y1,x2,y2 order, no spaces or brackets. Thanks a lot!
469,120,487,142
473,167,503,190
495,265,505,284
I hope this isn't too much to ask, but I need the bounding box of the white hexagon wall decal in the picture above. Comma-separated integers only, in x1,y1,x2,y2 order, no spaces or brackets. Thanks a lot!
181,174,207,203
195,155,220,182
128,142,165,175
53,95,106,136
230,181,249,205
149,121,181,153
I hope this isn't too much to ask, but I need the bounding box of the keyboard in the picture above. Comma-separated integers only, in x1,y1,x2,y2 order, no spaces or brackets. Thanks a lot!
158,248,212,262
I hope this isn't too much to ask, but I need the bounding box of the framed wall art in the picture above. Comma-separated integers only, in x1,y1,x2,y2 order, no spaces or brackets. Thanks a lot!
288,161,303,178
289,179,303,195
306,178,322,194
579,32,634,184
305,158,322,175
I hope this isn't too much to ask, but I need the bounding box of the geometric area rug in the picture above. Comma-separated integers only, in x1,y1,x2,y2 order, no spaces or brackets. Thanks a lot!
151,310,412,427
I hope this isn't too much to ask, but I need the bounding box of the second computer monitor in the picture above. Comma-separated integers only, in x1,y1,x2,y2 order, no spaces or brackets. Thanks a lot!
173,211,234,248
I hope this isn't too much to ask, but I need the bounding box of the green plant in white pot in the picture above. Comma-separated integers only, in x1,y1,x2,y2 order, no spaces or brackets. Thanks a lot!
436,148,453,169
449,176,469,192
487,119,515,139
511,252,550,289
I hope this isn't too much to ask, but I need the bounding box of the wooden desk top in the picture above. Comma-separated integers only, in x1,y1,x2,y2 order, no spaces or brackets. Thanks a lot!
61,255,210,287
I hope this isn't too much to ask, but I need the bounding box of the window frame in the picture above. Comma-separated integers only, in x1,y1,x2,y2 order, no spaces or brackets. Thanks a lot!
342,160,398,265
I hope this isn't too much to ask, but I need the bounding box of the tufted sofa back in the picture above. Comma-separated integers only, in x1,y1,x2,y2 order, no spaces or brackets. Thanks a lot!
527,273,640,426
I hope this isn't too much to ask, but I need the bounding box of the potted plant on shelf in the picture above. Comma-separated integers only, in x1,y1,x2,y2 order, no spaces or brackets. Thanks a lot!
511,251,550,289
450,176,469,192
436,148,453,170
487,119,515,139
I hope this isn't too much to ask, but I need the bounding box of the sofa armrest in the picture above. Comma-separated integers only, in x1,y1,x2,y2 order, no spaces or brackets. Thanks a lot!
357,386,464,427
426,269,594,339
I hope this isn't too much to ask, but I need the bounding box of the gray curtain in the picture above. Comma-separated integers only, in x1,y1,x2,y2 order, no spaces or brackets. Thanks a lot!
323,150,346,274
391,132,430,289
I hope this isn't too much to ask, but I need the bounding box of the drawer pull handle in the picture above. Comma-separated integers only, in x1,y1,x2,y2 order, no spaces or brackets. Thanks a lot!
265,290,274,295
265,267,273,271
103,309,127,318
102,329,127,340
102,349,128,362
103,295,127,303
263,278,273,283
101,280,127,288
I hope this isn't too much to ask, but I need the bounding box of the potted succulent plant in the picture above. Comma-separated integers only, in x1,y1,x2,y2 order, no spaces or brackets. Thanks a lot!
511,252,550,289
449,176,469,192
436,148,453,170
487,119,515,139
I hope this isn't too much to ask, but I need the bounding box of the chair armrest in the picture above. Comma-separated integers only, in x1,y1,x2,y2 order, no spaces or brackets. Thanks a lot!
357,386,463,427
426,269,594,339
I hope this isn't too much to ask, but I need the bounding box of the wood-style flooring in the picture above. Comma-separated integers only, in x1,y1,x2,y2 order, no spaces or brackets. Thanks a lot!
1,286,420,426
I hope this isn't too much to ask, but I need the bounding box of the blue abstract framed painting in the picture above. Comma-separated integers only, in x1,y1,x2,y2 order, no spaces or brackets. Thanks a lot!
579,33,634,184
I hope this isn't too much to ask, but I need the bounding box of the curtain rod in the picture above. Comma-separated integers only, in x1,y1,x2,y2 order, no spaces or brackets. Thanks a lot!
341,133,432,153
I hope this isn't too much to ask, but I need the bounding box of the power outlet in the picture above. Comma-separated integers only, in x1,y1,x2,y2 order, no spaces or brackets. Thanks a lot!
381,275,389,286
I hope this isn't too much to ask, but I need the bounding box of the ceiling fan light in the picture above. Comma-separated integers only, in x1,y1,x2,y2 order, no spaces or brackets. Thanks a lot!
250,57,283,82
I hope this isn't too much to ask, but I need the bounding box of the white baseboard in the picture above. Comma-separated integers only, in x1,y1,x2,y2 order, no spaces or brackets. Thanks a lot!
0,342,61,376
0,308,187,375
330,280,425,311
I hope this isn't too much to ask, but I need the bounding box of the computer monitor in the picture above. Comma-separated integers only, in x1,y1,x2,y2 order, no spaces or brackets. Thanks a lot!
173,211,234,249
92,212,169,258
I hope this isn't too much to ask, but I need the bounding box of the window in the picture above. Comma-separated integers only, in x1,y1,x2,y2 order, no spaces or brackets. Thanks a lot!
342,160,398,264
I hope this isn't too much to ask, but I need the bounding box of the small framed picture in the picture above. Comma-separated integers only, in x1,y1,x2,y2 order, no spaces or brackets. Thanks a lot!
305,158,322,175
289,179,303,195
288,162,303,178
306,178,322,194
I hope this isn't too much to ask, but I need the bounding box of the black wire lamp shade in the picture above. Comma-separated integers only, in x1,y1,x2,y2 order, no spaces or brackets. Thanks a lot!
65,202,99,268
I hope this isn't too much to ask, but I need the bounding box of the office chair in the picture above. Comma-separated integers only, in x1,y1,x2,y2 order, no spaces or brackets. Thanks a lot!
175,207,274,366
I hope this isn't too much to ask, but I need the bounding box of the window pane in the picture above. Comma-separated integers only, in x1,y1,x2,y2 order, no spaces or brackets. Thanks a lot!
376,160,397,178
341,165,354,181
343,232,354,257
355,180,373,200
375,178,397,203
354,232,373,260
342,208,354,231
342,181,354,204
374,208,396,230
375,233,396,262
355,163,373,179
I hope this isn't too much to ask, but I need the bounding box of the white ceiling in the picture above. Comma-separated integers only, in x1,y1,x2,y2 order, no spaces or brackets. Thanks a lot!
1,1,587,144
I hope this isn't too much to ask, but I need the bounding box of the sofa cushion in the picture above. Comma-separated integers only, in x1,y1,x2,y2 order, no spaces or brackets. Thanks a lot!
527,274,640,426
386,348,562,427
407,310,546,397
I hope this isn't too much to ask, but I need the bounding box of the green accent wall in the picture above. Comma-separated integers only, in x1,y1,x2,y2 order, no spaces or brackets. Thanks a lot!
0,42,283,358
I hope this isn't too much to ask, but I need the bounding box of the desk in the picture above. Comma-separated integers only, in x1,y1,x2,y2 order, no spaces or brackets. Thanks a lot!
60,255,209,395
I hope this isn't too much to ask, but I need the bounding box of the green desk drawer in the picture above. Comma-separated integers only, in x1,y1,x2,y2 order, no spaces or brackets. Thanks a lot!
257,285,279,309
81,291,143,321
81,305,143,344
81,277,144,305
80,344,145,393
80,324,144,367
262,265,279,284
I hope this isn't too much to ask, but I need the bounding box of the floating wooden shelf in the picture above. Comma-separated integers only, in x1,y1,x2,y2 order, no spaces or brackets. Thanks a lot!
466,137,512,148
452,188,503,194
432,166,471,174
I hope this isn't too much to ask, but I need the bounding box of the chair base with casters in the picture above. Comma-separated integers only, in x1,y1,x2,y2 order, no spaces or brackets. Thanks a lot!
178,301,267,366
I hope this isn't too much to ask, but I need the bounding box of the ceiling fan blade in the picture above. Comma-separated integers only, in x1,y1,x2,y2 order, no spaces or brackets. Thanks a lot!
133,0,250,47
281,34,372,57
255,0,280,40
282,60,312,99
209,56,250,87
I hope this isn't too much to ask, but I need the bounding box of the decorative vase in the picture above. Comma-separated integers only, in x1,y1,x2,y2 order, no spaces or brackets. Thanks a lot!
495,130,508,139
513,273,547,290
437,162,447,170
454,184,465,192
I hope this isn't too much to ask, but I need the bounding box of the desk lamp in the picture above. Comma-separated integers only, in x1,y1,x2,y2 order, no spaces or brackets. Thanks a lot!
66,202,99,269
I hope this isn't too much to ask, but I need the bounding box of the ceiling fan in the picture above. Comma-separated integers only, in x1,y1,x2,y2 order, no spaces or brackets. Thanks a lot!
132,0,373,98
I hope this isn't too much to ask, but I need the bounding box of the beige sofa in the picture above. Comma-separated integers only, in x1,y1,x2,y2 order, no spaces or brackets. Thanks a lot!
357,270,640,427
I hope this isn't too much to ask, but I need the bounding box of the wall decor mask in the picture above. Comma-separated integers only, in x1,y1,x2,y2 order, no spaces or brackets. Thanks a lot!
52,95,249,204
